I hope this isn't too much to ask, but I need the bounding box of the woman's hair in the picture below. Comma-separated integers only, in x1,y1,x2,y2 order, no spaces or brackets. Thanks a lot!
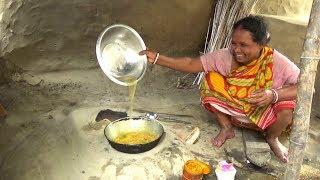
233,15,270,45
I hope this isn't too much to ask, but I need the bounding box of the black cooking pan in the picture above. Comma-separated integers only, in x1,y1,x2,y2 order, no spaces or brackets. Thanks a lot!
104,117,164,153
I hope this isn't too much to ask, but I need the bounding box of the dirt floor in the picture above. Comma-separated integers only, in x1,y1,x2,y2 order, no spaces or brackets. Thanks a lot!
0,66,319,180
0,13,320,180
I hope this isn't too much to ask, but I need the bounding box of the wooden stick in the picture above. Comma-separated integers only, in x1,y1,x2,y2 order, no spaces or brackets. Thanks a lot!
0,103,7,120
284,0,320,179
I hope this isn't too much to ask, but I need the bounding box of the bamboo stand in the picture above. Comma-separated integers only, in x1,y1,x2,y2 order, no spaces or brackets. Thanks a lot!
284,0,320,179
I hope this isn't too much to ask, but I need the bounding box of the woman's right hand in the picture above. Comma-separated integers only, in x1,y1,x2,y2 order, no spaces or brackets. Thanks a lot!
139,48,203,73
139,48,159,64
248,89,274,106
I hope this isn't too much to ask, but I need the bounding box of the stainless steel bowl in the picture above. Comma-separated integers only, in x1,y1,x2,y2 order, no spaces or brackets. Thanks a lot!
96,24,147,86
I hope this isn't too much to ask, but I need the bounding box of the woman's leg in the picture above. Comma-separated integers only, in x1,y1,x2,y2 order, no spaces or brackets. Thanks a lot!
211,110,235,147
266,109,293,163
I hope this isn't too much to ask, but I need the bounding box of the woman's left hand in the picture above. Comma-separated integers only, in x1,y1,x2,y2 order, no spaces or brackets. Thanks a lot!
248,89,274,106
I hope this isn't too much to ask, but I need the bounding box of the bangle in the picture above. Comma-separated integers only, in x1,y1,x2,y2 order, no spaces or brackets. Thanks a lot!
270,89,279,103
153,52,159,64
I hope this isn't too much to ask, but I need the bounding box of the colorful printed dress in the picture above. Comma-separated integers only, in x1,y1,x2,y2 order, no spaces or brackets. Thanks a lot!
200,47,300,130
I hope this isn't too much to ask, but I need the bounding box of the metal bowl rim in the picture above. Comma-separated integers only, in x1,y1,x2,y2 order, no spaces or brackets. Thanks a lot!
96,24,147,86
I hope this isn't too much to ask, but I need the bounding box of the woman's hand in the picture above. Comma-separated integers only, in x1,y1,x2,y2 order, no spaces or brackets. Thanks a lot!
248,89,274,106
139,48,204,73
139,48,159,64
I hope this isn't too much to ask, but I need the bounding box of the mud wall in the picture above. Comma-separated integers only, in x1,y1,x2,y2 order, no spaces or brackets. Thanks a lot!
252,0,313,22
0,0,213,61
0,0,213,84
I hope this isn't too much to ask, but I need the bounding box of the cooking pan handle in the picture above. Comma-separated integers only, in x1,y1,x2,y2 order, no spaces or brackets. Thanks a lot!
145,112,158,120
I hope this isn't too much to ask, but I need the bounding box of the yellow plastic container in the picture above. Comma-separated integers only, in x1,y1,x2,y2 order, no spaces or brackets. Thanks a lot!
182,160,211,180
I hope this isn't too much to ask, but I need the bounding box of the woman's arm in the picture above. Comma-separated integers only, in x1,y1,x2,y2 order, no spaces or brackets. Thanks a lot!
248,85,298,106
139,49,204,73
276,85,298,102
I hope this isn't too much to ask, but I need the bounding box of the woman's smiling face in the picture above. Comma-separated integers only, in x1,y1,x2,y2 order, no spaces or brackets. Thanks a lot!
230,28,264,65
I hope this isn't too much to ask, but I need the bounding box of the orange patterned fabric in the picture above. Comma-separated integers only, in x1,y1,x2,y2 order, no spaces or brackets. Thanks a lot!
200,46,276,129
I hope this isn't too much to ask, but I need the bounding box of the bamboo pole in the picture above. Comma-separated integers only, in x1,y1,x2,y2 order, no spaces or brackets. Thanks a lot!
284,0,320,179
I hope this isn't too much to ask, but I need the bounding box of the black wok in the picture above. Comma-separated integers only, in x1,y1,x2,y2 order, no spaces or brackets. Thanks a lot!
104,117,164,153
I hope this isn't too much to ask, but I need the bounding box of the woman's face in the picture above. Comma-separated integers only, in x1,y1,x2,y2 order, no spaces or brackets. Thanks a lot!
230,28,263,65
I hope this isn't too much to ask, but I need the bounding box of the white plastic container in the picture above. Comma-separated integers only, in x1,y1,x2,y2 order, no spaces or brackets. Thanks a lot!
215,160,236,180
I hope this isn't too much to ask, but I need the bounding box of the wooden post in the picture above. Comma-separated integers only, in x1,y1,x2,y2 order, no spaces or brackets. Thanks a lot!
284,0,320,179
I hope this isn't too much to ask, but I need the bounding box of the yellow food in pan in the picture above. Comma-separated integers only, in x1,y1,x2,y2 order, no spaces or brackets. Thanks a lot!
115,132,158,145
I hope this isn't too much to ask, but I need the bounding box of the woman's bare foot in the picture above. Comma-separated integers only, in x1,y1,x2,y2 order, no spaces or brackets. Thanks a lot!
211,127,235,147
266,137,288,163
